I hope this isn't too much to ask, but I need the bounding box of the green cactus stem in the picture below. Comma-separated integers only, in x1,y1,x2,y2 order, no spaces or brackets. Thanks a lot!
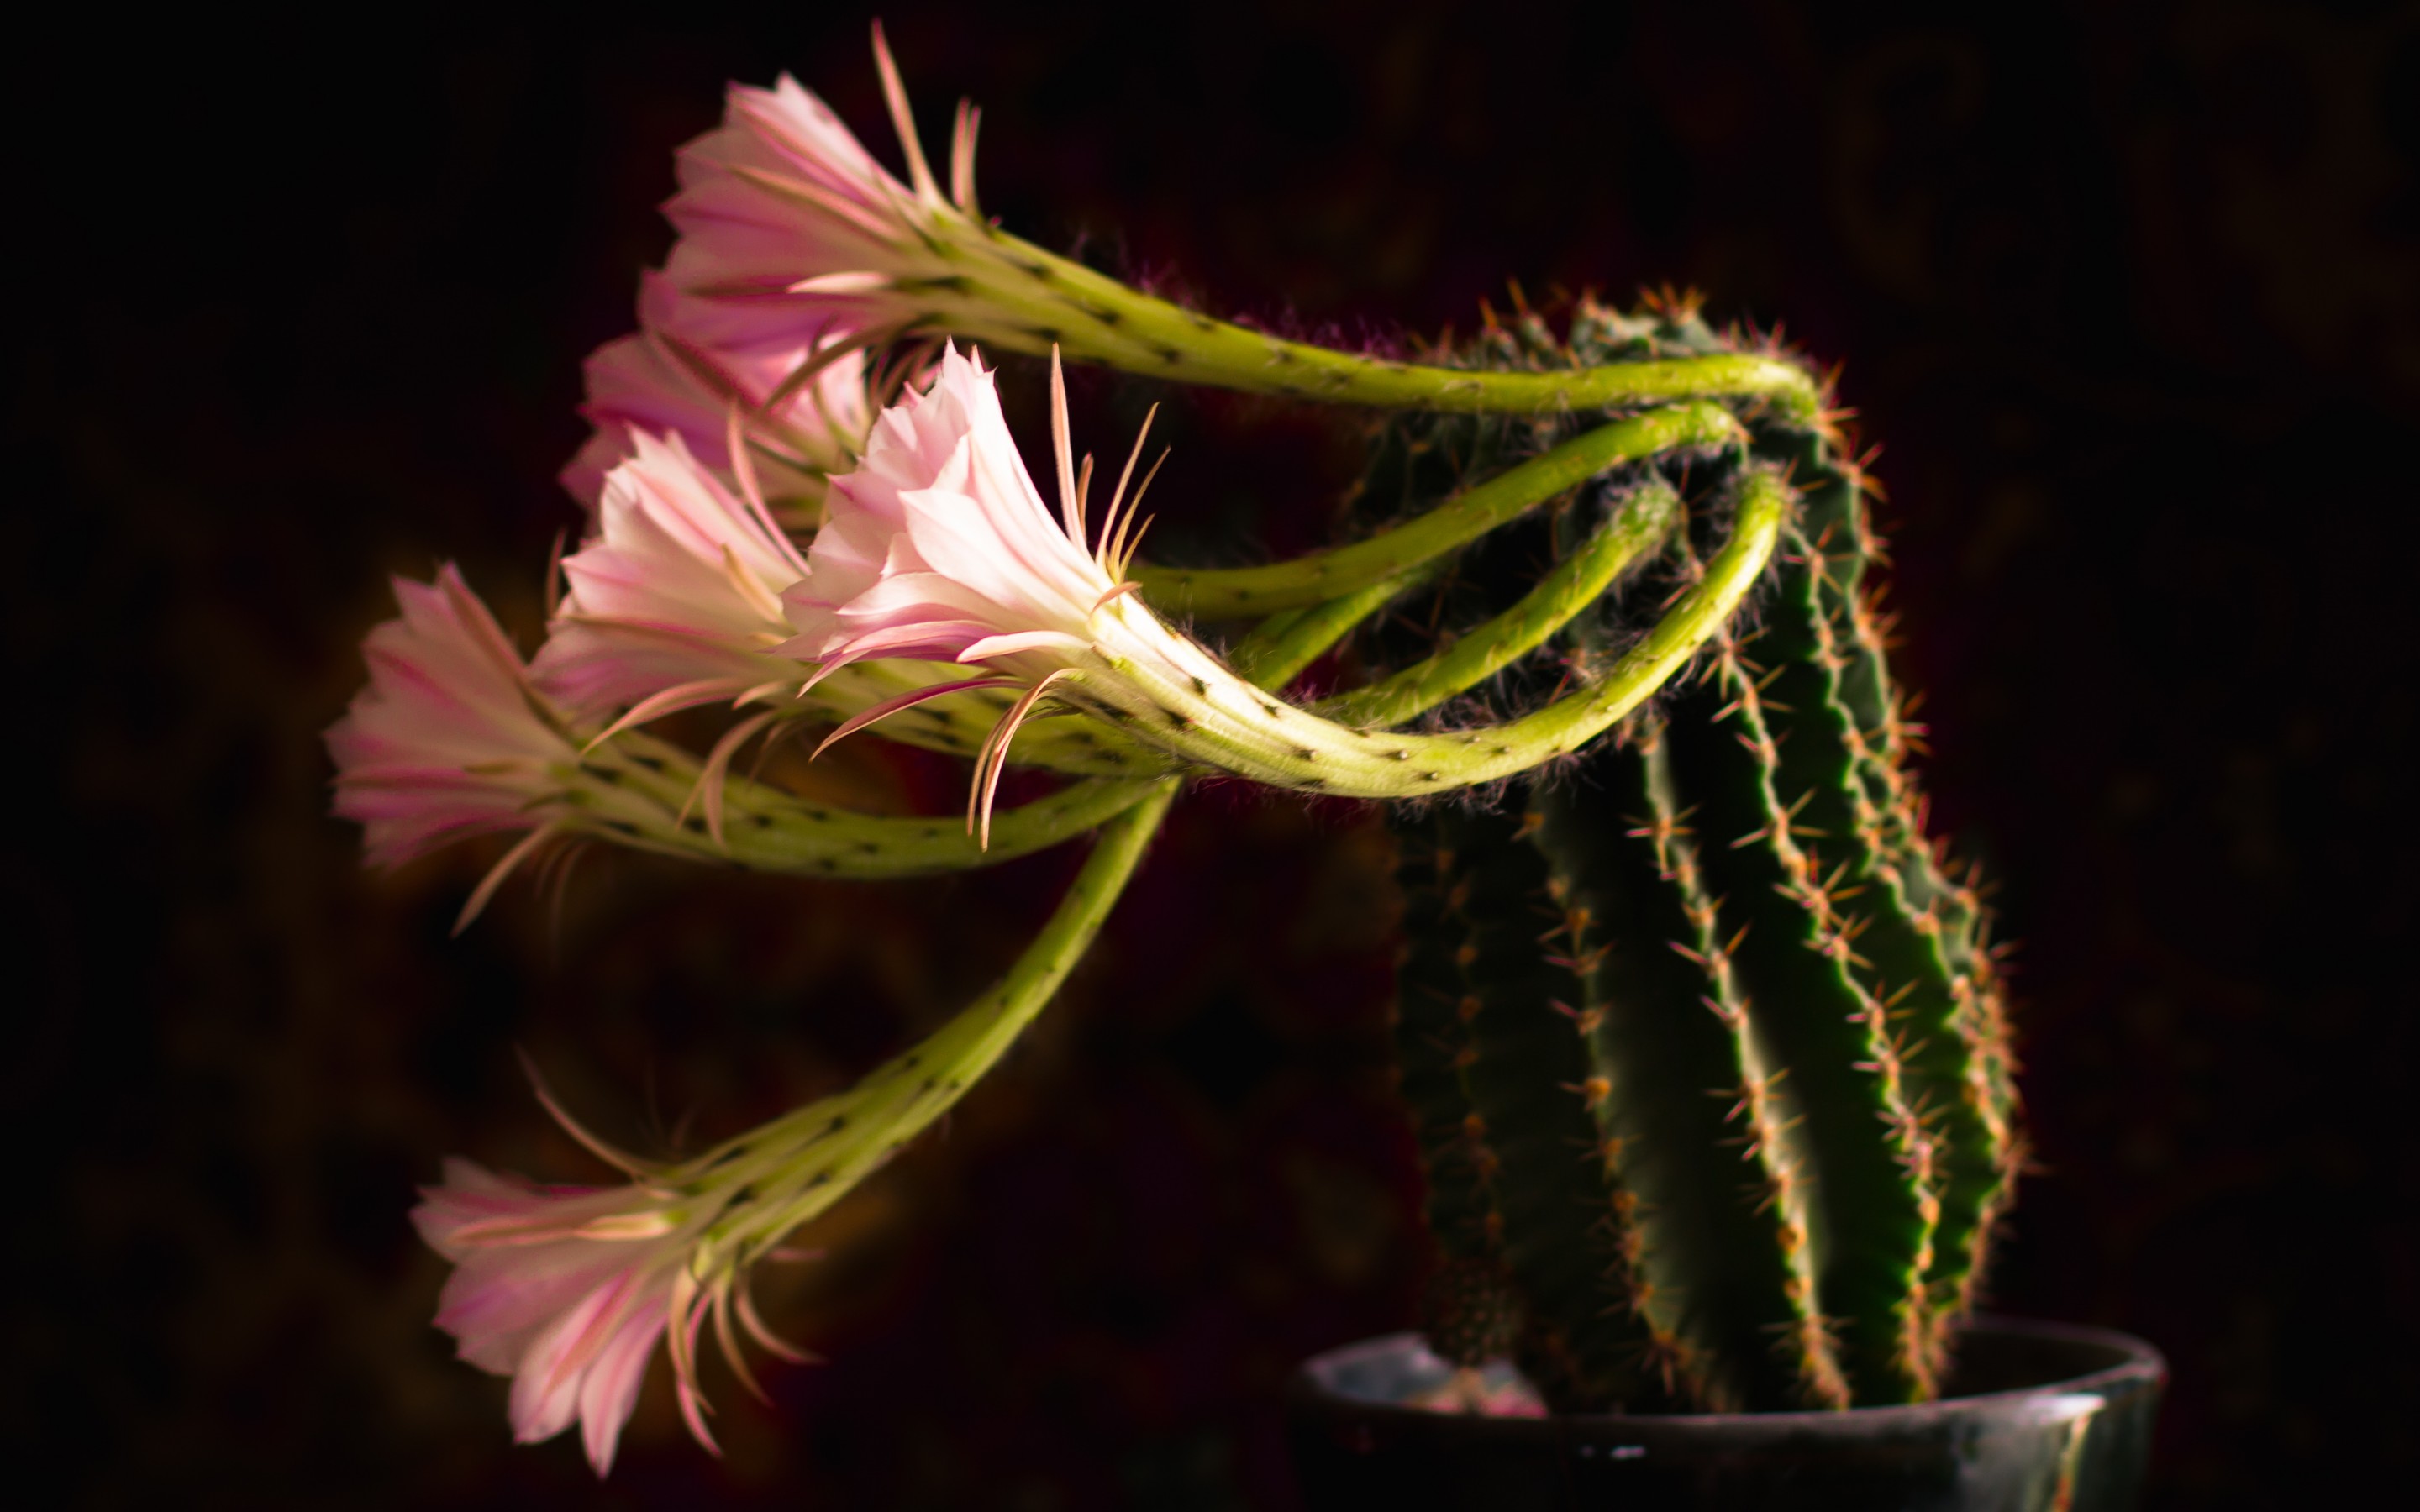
1741,447,2012,1370
1664,625,1937,1403
681,780,1177,1269
1054,470,1785,798
1318,480,1679,730
1394,804,1675,1411
1131,405,1737,621
1376,300,2014,1413
1528,724,1846,1411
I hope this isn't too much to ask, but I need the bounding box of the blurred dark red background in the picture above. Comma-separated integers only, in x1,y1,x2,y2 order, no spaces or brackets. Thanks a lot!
10,1,2417,1506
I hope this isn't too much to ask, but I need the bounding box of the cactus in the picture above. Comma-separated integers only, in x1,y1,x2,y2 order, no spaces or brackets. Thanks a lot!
355,45,2029,1467
1386,295,2020,1411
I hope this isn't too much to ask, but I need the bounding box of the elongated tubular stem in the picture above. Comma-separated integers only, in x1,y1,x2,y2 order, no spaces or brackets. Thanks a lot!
679,782,1178,1264
801,658,1173,778
895,220,1819,421
557,730,1166,878
628,589,1379,1238
1317,480,1680,730
542,550,1407,880
797,569,1449,783
1070,470,1786,797
1132,406,1738,620
1222,566,1436,690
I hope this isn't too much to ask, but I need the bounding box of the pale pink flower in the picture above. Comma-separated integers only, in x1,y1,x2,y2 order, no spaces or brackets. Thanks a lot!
414,1156,717,1477
560,274,875,508
659,53,941,358
779,344,1187,839
781,345,1156,673
415,1076,814,1478
566,24,960,512
532,427,825,845
327,566,575,876
533,426,811,727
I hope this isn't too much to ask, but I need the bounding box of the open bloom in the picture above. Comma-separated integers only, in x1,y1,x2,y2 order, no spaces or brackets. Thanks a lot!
533,427,813,727
660,45,951,360
411,1147,812,1479
562,274,875,508
566,24,963,512
415,1076,820,1478
327,565,576,874
781,344,1203,838
780,345,1161,674
415,1158,695,1476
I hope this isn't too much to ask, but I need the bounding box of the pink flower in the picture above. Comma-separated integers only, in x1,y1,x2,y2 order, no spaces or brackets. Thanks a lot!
414,1074,817,1478
327,565,575,872
560,274,875,509
781,345,1158,674
566,25,958,512
779,344,1189,839
413,1158,699,1477
659,55,940,357
533,427,813,728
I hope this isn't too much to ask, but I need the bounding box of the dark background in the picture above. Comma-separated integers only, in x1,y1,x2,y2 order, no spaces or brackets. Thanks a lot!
10,1,2417,1505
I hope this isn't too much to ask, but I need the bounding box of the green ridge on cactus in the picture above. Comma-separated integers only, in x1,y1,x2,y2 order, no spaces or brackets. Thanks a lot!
1375,295,2015,1411
1391,804,1675,1411
1532,725,1842,1411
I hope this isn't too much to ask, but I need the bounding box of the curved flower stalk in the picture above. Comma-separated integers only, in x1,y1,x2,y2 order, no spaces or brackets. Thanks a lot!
417,784,1176,1477
1129,404,1737,621
657,26,1818,422
539,418,1171,820
329,567,1172,906
562,273,876,513
785,344,1783,836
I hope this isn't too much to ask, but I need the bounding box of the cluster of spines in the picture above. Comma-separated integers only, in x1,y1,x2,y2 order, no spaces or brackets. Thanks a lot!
1773,454,2023,1335
1386,294,2017,1411
1392,807,1674,1411
1534,719,1844,1411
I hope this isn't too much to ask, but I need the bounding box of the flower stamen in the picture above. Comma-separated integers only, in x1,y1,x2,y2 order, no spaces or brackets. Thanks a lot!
971,668,1080,849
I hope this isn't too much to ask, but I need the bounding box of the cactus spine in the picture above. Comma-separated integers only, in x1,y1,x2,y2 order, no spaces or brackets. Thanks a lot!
1392,297,2018,1411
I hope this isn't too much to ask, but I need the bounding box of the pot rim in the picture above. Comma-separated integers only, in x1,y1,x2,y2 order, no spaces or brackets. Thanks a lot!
1286,1314,2167,1439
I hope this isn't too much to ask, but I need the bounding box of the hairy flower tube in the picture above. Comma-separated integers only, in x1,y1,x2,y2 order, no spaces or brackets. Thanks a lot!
783,344,1784,837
